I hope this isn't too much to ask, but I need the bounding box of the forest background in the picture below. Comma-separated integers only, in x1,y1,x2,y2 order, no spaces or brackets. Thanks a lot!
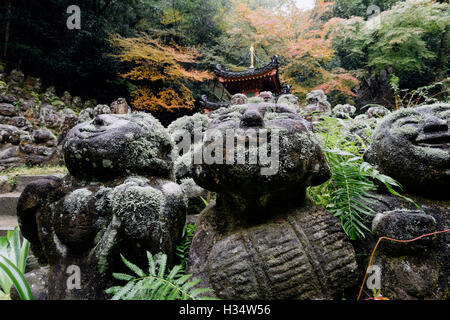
0,0,448,123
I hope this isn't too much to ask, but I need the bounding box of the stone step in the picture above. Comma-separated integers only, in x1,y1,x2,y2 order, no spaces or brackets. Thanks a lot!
0,215,19,237
0,192,21,217
0,174,64,193
14,174,64,192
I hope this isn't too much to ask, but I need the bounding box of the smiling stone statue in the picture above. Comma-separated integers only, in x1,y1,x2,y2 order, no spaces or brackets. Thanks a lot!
362,103,449,300
365,103,450,199
17,113,187,299
187,103,359,299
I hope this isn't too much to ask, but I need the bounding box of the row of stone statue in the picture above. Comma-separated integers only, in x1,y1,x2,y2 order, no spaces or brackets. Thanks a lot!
16,91,449,300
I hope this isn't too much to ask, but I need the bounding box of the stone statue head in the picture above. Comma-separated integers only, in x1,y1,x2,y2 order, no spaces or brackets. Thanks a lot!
193,103,331,201
258,91,275,103
303,90,331,117
332,104,356,119
230,94,248,106
366,105,391,119
277,94,299,108
63,113,175,181
364,103,450,198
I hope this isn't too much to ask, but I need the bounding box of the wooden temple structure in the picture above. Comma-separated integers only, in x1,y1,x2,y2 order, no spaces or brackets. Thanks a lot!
200,46,290,111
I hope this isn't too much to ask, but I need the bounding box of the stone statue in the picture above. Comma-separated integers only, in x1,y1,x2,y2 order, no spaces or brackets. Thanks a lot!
302,90,332,119
187,103,359,299
17,113,187,299
364,104,391,119
331,104,356,119
361,103,449,300
276,94,300,109
258,91,275,103
230,93,248,106
365,103,449,199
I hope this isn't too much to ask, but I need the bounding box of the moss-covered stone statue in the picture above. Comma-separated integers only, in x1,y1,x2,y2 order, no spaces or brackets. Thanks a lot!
17,113,187,299
365,103,449,199
331,104,356,119
187,103,359,299
230,93,248,106
361,103,449,300
302,89,331,119
258,91,275,103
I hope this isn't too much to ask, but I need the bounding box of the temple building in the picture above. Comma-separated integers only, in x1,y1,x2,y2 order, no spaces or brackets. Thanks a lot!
215,46,289,97
200,46,290,112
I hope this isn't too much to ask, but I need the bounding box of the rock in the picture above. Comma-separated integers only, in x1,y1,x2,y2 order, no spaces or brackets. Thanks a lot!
230,94,248,106
364,103,450,199
10,266,49,300
0,124,31,145
0,175,12,193
10,116,33,132
39,104,60,128
17,113,187,299
0,94,16,104
110,98,131,114
187,103,358,299
0,103,17,116
32,128,56,146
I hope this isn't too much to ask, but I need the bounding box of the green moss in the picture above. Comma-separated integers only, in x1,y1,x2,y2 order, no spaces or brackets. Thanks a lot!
110,183,164,239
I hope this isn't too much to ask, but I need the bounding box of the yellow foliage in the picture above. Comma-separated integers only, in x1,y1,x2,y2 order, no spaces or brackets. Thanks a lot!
111,34,213,112
159,8,184,25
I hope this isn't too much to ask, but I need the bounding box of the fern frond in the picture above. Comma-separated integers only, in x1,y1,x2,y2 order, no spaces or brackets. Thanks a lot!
106,251,215,300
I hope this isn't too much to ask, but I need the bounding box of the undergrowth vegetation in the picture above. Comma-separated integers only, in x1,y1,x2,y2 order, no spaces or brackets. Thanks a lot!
308,117,416,240
105,251,214,300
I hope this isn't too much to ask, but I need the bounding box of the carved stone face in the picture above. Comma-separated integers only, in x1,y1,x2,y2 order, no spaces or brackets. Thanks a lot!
332,104,356,119
365,103,450,198
303,90,331,117
64,113,175,180
258,91,275,103
230,94,248,106
277,94,299,107
193,104,331,197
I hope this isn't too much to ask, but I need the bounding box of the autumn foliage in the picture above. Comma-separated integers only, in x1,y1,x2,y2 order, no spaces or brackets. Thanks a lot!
111,34,213,113
223,0,359,100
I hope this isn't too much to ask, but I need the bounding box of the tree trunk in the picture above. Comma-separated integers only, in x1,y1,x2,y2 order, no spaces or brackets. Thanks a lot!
3,0,12,58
